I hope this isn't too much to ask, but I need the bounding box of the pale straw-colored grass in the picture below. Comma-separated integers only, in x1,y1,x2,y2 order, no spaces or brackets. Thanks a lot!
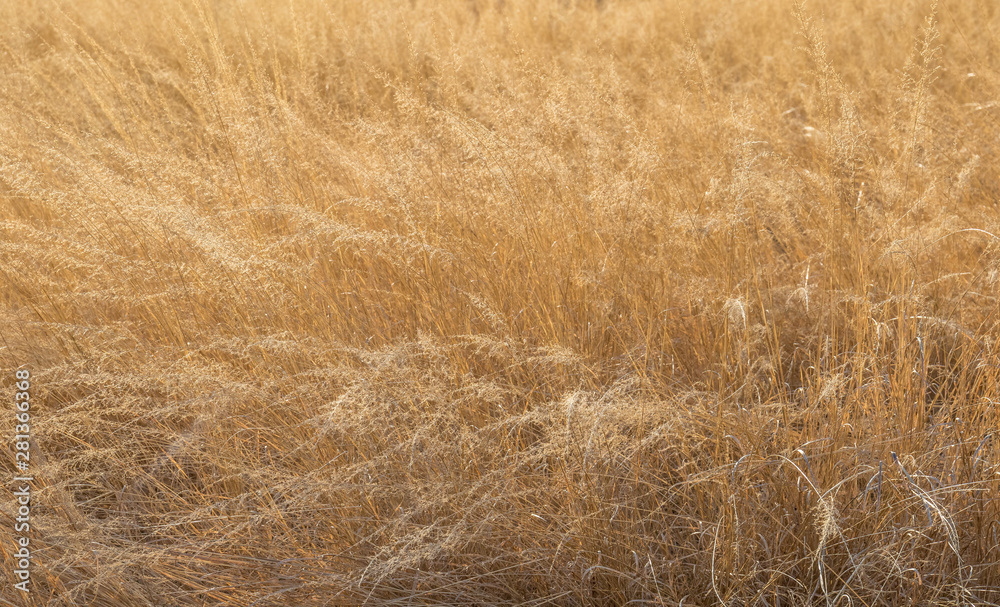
1,0,999,605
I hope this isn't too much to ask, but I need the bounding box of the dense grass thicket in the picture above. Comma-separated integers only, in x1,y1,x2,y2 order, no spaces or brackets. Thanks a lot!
2,0,1000,604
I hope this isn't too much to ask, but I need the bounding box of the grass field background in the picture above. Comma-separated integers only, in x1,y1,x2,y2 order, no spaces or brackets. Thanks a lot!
2,0,1000,604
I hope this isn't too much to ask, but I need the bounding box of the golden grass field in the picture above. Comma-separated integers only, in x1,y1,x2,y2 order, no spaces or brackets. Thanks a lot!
1,0,1000,604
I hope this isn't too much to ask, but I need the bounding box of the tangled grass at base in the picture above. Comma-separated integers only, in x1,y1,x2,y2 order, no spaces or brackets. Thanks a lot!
2,0,1000,604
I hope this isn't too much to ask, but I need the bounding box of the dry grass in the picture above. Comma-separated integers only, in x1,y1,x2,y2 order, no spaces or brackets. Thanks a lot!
1,0,1000,604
